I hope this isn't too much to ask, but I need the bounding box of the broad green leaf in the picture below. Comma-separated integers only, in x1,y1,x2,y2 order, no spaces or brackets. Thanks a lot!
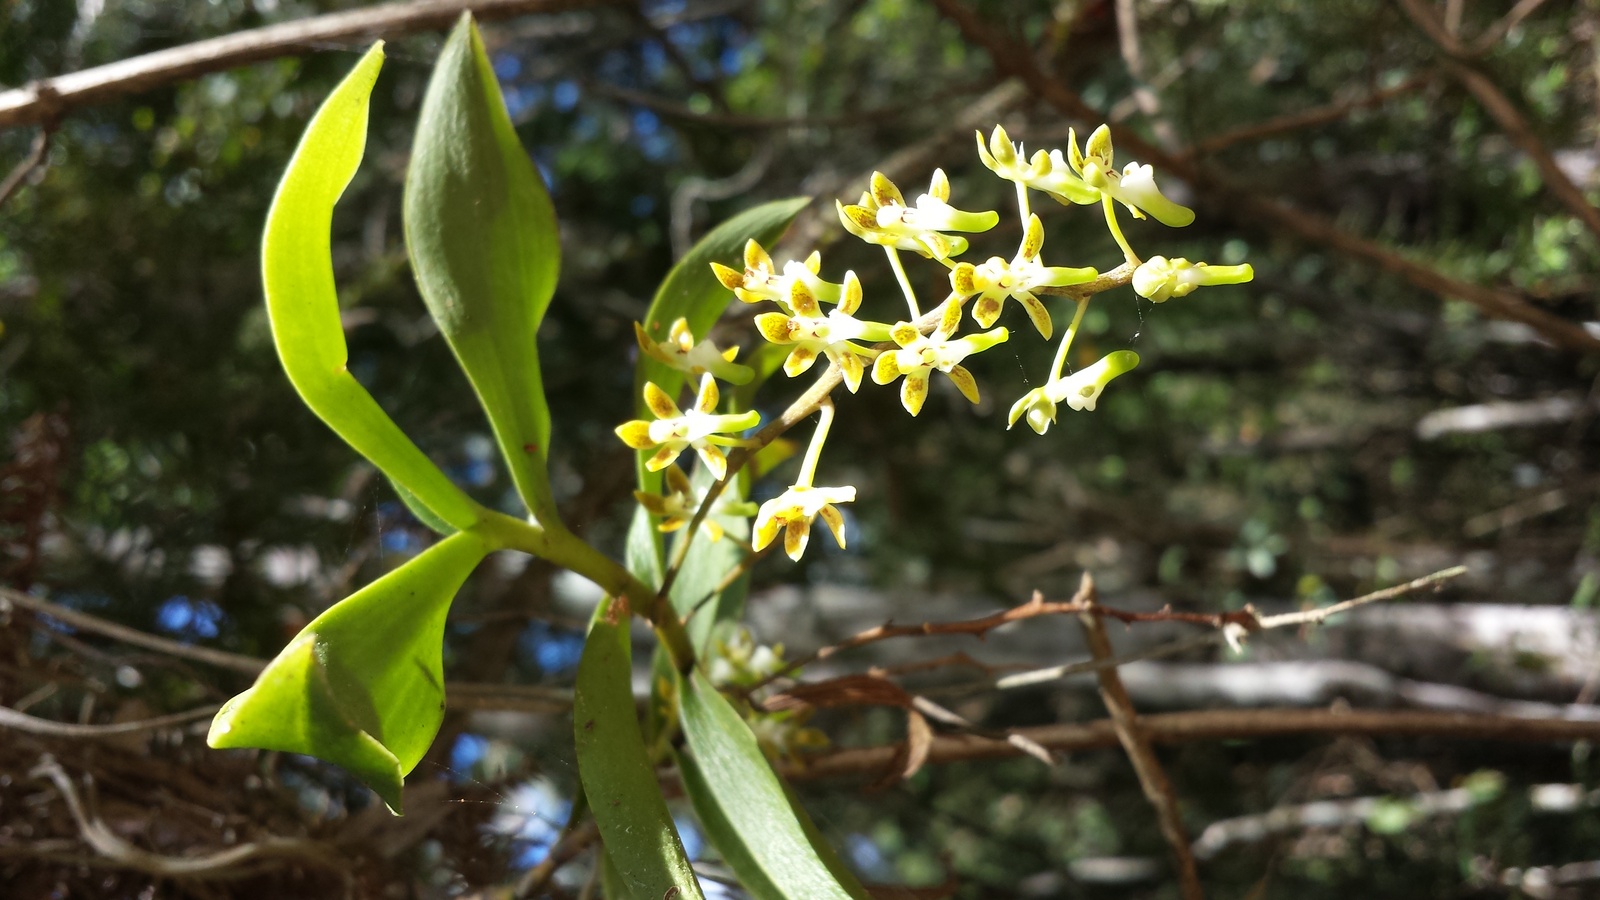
626,503,664,592
392,478,456,536
261,42,480,533
208,530,494,813
669,465,751,651
601,851,629,900
678,672,857,900
405,14,561,526
575,598,704,900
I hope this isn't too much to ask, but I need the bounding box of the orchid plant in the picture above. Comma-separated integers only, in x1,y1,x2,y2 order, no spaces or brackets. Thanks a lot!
208,14,1251,899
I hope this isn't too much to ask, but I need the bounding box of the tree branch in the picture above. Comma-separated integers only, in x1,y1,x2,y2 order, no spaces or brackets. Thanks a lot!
789,708,1600,781
928,0,1600,353
1077,573,1205,900
0,0,601,130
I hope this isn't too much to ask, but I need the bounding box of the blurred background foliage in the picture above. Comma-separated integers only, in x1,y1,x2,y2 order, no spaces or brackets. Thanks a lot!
4,0,1600,897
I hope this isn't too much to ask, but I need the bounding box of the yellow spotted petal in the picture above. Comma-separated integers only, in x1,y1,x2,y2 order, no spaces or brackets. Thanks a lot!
946,365,980,404
890,322,921,347
643,382,680,419
818,504,847,549
837,351,864,393
616,420,656,449
696,443,728,482
756,312,793,344
1017,291,1053,339
785,346,819,377
782,519,810,561
872,351,901,384
646,445,681,472
694,374,719,414
901,369,929,416
711,261,745,290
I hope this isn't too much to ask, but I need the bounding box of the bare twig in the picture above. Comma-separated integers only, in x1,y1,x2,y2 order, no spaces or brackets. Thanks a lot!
1186,75,1433,158
0,703,218,739
1077,573,1205,900
30,755,347,878
1396,0,1600,244
0,0,600,130
788,707,1600,781
0,124,54,207
513,819,600,898
997,566,1467,689
929,0,1600,353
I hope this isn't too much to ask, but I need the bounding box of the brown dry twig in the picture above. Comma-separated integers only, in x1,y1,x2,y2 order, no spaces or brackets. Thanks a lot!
1395,0,1600,245
0,124,54,208
1077,572,1205,900
928,0,1600,353
30,754,347,879
789,707,1600,781
0,0,600,130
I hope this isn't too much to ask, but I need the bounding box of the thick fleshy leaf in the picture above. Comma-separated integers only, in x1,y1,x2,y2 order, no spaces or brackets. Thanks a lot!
405,14,561,525
575,598,704,900
208,530,494,813
669,465,751,652
678,672,858,900
261,42,480,533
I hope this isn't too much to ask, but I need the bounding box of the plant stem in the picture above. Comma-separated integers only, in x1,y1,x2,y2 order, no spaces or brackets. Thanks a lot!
1101,194,1139,264
884,246,921,318
795,397,835,488
1015,180,1031,227
1050,297,1092,381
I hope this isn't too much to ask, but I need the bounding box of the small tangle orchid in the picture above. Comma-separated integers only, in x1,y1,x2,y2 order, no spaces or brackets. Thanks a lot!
621,123,1252,560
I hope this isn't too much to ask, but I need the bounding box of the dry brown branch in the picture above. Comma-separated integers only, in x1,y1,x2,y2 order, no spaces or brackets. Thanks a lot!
928,0,1600,353
997,566,1467,689
1396,0,1600,244
513,819,600,898
0,703,218,739
30,754,347,879
0,0,600,130
1186,75,1433,158
0,124,54,208
1077,573,1205,900
788,708,1600,781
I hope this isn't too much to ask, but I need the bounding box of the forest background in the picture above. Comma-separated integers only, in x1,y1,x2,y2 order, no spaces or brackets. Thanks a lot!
3,0,1600,897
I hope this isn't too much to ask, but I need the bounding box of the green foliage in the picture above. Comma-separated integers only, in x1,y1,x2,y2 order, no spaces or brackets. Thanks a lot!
257,41,482,534
207,529,495,812
405,15,562,526
574,599,704,900
677,671,865,900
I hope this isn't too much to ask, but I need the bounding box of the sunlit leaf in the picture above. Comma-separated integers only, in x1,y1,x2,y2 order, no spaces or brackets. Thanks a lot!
261,41,481,533
405,14,562,526
575,598,704,900
207,530,495,813
677,672,859,900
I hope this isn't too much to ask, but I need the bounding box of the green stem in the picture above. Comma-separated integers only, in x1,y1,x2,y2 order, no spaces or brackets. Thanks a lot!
1101,195,1140,265
796,397,835,489
1015,180,1031,228
1050,297,1092,382
484,511,696,671
884,246,920,319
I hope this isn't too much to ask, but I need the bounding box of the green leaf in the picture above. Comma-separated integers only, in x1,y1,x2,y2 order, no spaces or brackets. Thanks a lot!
405,14,561,526
261,41,481,533
575,598,704,900
392,478,456,536
668,465,751,651
677,672,857,900
634,197,810,489
207,530,494,813
626,503,664,592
